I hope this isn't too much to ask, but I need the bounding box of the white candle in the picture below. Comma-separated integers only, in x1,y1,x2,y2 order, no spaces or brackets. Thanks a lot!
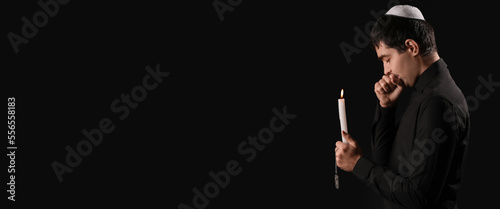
338,89,348,143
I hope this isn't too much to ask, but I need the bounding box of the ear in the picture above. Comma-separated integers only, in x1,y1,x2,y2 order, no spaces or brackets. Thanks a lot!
405,39,419,56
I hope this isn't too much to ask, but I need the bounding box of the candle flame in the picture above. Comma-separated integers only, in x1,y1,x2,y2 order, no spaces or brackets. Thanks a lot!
340,89,344,98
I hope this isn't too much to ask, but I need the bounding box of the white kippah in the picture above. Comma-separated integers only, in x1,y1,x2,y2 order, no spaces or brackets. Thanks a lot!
385,5,425,21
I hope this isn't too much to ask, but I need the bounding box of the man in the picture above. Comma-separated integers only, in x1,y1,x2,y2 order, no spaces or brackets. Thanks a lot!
335,5,470,209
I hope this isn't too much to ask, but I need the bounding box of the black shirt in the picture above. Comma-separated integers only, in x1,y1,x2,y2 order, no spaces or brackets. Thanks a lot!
353,59,470,209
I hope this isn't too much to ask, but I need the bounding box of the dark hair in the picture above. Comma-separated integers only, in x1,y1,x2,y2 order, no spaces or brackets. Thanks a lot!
370,15,437,56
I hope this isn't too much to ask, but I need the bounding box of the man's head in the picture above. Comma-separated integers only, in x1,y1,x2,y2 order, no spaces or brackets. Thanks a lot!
371,5,439,87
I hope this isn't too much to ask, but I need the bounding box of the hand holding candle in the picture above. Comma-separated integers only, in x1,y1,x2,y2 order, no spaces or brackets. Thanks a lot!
335,89,363,173
336,131,363,172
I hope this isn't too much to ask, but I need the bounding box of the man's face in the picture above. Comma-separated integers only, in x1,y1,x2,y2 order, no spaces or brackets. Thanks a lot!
375,42,419,87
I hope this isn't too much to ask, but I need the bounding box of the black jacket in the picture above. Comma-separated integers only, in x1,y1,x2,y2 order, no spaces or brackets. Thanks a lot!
353,59,470,209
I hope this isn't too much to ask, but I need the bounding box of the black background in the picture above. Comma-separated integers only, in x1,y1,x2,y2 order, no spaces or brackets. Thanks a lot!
4,0,498,208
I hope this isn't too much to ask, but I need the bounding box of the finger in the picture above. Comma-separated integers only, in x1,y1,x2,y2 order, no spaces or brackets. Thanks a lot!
390,74,404,88
337,158,345,170
378,79,393,93
381,76,396,92
341,131,357,148
382,75,393,85
376,81,390,94
378,79,390,92
375,84,387,97
374,82,384,94
335,141,346,149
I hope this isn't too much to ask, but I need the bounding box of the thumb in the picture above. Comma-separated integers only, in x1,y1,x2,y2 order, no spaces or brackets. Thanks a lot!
390,74,404,89
341,131,357,148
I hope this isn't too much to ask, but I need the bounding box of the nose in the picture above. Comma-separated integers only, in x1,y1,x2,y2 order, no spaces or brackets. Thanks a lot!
383,63,391,75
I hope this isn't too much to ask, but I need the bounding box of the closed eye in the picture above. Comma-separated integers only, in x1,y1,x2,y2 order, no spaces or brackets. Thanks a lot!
378,54,389,62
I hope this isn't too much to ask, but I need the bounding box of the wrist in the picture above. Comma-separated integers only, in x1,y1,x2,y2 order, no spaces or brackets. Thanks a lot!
355,154,362,163
379,101,396,108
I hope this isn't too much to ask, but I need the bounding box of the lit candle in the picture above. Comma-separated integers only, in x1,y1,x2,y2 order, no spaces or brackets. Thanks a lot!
338,89,348,143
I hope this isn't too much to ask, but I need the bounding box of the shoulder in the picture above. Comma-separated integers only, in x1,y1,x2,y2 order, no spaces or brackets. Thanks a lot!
422,76,469,118
418,94,469,133
419,95,453,115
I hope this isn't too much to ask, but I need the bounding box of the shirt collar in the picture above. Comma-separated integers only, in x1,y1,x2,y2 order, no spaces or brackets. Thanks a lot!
414,58,447,94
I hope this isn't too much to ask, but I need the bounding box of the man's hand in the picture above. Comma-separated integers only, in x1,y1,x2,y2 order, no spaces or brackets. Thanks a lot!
374,74,404,108
335,131,363,172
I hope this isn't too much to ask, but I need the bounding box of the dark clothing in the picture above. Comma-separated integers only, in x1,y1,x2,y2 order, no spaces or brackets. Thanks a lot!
353,59,470,209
